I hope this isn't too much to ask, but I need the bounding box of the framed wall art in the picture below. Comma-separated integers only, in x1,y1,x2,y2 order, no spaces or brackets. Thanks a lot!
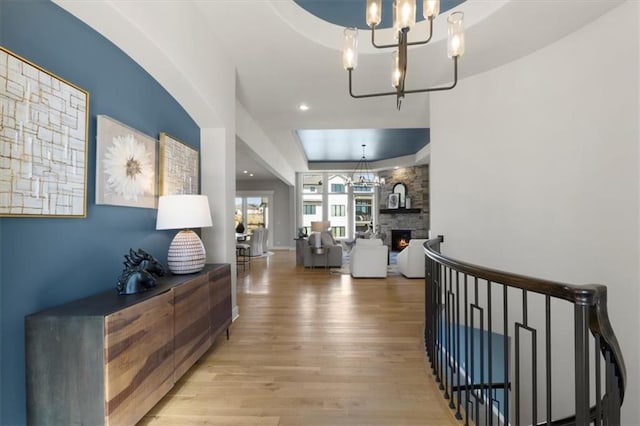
96,115,157,209
388,193,399,209
0,46,89,217
159,132,199,195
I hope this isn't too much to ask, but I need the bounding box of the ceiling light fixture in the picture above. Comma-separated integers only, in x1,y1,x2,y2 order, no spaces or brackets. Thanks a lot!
346,144,384,187
299,103,310,111
342,0,465,110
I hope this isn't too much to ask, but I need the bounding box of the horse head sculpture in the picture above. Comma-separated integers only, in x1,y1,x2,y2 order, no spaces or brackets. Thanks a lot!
117,249,166,295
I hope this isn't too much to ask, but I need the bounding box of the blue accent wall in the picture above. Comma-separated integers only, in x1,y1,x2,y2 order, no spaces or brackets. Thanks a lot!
0,2,200,424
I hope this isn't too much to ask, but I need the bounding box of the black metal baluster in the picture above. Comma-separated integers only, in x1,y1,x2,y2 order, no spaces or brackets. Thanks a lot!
595,335,601,426
574,304,589,425
464,274,470,426
515,290,526,425
487,281,493,426
443,267,450,398
448,287,456,409
503,285,509,426
455,271,463,420
437,264,444,387
545,295,552,425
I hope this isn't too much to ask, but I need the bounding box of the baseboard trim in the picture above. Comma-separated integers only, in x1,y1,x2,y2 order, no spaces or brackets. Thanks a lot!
232,305,240,322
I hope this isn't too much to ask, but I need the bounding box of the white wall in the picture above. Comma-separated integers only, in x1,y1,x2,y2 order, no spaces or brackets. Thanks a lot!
430,2,638,422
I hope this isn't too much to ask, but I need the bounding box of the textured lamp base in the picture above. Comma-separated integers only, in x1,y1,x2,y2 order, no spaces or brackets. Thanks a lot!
168,229,206,274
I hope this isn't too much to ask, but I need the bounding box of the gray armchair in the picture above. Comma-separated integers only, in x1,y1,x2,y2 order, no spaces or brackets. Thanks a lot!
249,228,265,256
303,231,343,268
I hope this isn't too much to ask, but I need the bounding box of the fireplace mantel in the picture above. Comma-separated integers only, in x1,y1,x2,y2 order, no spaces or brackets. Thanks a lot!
380,208,421,214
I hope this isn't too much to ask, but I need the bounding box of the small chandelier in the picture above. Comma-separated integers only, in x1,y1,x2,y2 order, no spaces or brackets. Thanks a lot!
346,144,384,187
342,0,465,110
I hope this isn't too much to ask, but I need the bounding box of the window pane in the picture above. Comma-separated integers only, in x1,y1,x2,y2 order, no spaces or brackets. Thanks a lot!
354,196,373,234
246,196,268,232
302,192,322,231
353,184,373,193
235,197,243,230
327,192,347,235
303,174,323,193
328,175,346,193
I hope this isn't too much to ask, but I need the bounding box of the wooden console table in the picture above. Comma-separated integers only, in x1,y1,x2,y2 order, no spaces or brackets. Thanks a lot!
25,264,231,426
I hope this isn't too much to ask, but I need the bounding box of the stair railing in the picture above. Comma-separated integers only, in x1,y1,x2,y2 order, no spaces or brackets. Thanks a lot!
424,236,626,425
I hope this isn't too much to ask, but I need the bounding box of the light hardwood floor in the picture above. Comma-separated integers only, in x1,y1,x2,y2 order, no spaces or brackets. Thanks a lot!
141,250,460,426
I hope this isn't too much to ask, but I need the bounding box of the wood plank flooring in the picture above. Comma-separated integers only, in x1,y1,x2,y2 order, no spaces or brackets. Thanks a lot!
140,251,460,425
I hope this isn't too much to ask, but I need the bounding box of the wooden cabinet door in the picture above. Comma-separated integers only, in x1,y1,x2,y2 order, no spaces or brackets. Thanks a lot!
210,265,232,339
173,273,212,380
104,290,174,426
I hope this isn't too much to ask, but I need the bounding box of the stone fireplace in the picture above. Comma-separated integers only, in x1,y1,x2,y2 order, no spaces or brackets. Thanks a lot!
378,165,429,248
391,229,412,252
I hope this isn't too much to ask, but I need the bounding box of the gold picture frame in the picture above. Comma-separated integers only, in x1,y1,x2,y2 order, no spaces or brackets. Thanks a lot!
0,46,89,217
159,132,199,195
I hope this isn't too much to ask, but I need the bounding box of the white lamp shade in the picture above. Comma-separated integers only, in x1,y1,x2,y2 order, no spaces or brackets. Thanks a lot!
156,195,212,230
311,221,330,232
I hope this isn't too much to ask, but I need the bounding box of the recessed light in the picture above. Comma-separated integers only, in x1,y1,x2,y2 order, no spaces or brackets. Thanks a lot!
243,170,248,174
249,173,254,177
298,103,309,111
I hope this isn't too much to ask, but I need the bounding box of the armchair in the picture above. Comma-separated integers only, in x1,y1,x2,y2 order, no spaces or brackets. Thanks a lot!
350,238,388,278
303,231,343,268
396,239,428,278
249,228,265,257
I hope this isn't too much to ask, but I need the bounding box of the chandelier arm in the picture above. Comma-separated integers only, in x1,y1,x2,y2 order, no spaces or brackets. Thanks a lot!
348,68,399,99
405,18,434,47
370,24,398,49
371,21,435,49
402,56,459,94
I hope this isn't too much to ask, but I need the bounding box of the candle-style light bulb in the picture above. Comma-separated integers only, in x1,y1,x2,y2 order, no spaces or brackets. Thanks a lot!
342,27,359,70
366,0,382,27
396,0,416,30
447,12,465,58
423,0,440,19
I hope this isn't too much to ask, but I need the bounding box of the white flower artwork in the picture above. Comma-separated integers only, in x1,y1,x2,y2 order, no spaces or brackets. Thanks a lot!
96,115,157,208
103,134,154,201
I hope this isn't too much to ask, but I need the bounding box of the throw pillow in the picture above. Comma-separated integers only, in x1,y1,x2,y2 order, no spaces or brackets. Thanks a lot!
321,231,335,247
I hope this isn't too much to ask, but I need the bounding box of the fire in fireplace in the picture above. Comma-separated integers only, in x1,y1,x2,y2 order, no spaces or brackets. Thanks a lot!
391,229,412,251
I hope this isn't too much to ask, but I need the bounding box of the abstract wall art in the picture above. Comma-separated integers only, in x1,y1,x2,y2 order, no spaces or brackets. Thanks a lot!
0,47,89,217
159,132,198,196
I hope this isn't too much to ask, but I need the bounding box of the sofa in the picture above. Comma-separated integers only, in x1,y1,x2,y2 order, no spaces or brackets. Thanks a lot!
303,231,343,268
396,238,428,278
350,238,388,278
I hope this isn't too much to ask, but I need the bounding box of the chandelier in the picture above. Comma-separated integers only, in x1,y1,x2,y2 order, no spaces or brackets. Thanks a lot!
346,144,384,187
342,0,465,110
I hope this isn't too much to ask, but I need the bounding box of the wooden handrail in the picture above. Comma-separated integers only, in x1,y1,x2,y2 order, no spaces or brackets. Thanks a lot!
423,235,627,419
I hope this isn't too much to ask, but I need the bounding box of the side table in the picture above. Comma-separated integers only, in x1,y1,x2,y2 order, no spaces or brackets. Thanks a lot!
294,238,306,266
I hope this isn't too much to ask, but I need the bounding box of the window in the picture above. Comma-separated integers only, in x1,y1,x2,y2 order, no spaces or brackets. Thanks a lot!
303,174,323,194
353,184,373,193
303,204,316,215
331,183,345,193
331,205,345,217
355,199,371,216
332,226,346,237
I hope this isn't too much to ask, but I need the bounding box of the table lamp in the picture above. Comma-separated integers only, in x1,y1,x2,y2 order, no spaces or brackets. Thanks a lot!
156,194,213,274
310,221,330,249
